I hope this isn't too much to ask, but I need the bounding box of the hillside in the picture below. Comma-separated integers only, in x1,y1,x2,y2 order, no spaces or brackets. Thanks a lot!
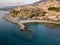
9,0,60,21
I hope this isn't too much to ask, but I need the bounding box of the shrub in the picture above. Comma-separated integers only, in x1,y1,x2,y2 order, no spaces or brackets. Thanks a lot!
48,7,60,12
10,10,19,17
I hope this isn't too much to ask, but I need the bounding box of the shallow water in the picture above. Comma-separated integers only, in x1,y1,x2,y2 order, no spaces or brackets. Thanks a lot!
0,11,60,45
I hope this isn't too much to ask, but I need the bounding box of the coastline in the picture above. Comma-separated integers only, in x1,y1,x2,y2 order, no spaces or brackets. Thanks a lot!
3,15,60,31
3,0,60,31
3,15,26,31
20,20,60,24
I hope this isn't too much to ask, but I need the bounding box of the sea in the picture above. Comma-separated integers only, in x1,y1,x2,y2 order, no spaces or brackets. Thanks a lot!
0,10,60,45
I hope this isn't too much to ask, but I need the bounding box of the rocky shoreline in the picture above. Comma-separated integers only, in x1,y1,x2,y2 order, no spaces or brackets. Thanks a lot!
4,15,60,31
3,15,26,31
4,0,60,31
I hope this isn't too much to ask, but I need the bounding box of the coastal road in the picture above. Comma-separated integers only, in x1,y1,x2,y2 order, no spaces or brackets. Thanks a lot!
20,20,60,24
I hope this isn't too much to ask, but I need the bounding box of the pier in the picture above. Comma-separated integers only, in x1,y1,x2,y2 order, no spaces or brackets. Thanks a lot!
4,15,60,31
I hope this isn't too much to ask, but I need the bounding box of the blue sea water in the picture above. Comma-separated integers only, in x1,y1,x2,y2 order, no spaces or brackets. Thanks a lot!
0,11,60,45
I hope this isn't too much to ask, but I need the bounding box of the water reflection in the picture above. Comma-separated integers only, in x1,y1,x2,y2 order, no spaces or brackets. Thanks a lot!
41,23,60,38
1,11,60,45
11,29,35,42
24,23,60,39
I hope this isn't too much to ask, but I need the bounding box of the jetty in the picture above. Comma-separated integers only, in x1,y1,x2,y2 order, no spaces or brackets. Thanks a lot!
20,20,60,24
3,15,25,30
3,14,60,31
3,0,60,31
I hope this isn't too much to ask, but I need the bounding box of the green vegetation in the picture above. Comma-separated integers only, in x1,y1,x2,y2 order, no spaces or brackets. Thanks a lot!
28,8,47,18
10,6,47,18
42,12,47,15
29,11,47,18
48,7,60,12
10,10,19,17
